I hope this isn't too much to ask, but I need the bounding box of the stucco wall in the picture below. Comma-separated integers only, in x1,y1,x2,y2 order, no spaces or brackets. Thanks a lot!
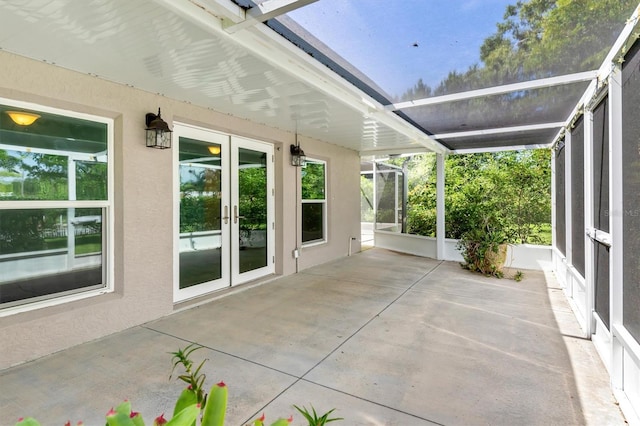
296,138,362,270
0,51,361,369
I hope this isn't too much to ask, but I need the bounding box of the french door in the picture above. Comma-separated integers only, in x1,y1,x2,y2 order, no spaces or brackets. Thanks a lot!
173,124,274,302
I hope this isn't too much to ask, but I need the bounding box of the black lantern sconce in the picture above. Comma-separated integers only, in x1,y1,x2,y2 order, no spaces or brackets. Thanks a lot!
290,139,306,167
145,108,172,149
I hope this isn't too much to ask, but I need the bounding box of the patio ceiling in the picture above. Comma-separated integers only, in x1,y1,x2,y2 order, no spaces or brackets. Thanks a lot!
0,0,635,155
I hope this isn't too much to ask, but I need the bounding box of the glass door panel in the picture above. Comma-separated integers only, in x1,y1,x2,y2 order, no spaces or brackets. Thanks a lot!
238,147,268,273
232,137,274,284
174,127,230,301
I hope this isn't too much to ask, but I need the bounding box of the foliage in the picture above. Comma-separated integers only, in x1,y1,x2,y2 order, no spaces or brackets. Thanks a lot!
76,161,108,200
169,344,208,407
395,151,551,244
180,166,221,233
399,0,637,101
458,220,508,278
445,150,551,244
13,345,342,426
293,405,343,426
301,161,325,200
514,271,524,282
180,195,221,233
238,166,267,231
0,209,47,254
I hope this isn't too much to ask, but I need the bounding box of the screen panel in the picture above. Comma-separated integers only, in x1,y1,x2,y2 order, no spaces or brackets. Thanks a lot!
592,96,610,329
570,117,585,277
592,97,610,232
622,40,640,343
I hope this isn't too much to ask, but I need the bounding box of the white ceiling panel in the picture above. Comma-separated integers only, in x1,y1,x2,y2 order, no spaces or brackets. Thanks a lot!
0,0,441,154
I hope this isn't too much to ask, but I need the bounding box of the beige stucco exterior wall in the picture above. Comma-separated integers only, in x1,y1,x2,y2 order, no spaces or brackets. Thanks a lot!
0,51,361,369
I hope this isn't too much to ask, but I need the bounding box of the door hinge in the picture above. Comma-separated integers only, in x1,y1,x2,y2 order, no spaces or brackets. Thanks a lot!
272,255,275,264
272,188,275,196
272,154,275,163
272,222,275,230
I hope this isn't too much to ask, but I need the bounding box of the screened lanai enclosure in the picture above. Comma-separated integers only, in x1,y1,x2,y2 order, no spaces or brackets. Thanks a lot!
1,0,640,423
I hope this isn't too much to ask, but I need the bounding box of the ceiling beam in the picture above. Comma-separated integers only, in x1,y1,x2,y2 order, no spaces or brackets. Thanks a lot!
388,71,598,111
431,122,565,139
224,0,319,34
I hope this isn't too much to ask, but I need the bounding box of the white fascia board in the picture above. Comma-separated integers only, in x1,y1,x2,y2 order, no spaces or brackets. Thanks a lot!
432,122,565,140
155,0,448,155
389,71,598,111
451,143,552,155
224,0,319,34
359,146,431,157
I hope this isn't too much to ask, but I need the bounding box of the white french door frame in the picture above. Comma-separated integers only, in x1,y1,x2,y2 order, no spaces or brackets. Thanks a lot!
230,136,275,285
173,124,231,302
173,124,275,303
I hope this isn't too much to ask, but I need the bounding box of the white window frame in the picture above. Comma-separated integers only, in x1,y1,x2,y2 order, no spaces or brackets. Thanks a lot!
0,97,114,317
301,158,327,247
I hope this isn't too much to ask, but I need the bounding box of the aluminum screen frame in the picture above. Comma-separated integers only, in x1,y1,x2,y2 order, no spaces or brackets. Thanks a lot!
592,96,610,329
570,117,586,277
622,39,640,344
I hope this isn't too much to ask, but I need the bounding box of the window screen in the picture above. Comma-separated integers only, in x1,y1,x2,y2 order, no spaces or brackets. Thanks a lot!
555,140,566,256
570,117,585,277
592,96,610,329
622,40,640,344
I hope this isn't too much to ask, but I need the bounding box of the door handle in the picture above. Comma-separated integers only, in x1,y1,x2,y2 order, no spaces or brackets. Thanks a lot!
234,205,245,224
222,205,229,225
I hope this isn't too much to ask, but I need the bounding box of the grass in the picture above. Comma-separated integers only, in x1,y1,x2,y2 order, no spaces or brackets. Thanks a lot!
44,234,102,255
526,223,552,245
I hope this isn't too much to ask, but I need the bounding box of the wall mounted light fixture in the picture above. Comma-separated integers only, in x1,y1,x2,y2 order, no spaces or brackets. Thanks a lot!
6,111,40,126
145,108,172,149
290,138,306,167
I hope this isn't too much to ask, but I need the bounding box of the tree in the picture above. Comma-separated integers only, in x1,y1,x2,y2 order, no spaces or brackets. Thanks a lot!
399,0,637,101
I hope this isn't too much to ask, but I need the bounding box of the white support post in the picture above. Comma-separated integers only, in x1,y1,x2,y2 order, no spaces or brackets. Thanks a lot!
551,141,557,255
565,131,573,297
372,162,378,235
584,109,595,337
436,153,446,260
609,65,624,391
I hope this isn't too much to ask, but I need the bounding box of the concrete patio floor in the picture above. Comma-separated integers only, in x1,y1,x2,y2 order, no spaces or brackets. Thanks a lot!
0,249,626,425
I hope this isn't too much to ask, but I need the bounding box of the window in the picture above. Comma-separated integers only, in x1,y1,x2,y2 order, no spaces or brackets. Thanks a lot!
0,101,111,311
301,159,326,245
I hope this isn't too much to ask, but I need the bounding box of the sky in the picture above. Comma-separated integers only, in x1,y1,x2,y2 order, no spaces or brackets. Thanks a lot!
287,0,514,98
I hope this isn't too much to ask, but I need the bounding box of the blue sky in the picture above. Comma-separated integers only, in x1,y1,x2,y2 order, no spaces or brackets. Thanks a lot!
288,0,514,97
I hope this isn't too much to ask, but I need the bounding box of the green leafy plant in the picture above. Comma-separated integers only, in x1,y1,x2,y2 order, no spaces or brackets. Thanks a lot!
514,270,524,282
13,344,341,426
293,405,343,426
169,344,208,407
458,216,508,278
